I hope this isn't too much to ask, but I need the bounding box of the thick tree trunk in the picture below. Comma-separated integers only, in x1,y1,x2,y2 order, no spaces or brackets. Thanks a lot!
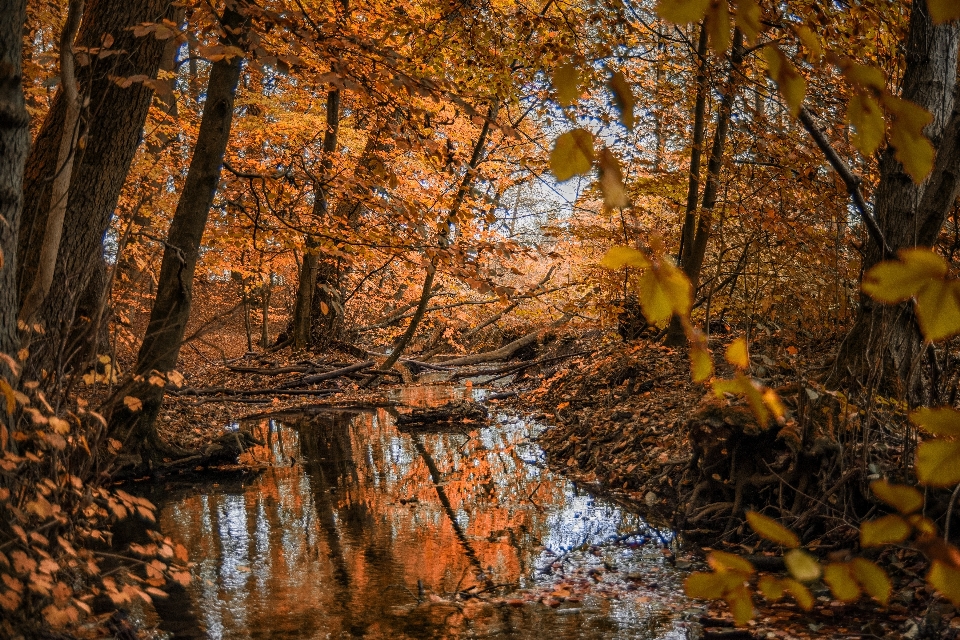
0,0,29,377
18,0,173,382
831,4,960,398
108,5,246,465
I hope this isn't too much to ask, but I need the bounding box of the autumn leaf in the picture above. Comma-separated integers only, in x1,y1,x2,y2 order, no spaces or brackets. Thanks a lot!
869,479,924,514
690,344,714,383
656,0,710,24
124,396,143,412
928,560,960,605
911,406,960,436
848,93,885,156
706,0,731,53
608,70,635,130
784,549,821,581
746,511,799,548
597,148,629,209
600,246,651,270
552,62,580,107
927,0,960,25
860,514,912,547
636,261,692,328
550,129,594,182
916,439,960,486
725,338,749,369
884,94,935,183
734,0,761,44
851,558,892,605
764,47,806,117
823,563,860,602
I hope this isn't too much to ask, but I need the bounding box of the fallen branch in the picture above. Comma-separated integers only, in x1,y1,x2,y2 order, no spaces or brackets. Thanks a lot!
451,349,592,381
436,315,571,367
276,359,376,389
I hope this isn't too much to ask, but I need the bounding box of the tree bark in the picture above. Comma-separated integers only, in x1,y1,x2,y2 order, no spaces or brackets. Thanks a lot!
0,0,29,377
831,4,960,398
18,0,173,382
292,87,340,349
107,5,247,464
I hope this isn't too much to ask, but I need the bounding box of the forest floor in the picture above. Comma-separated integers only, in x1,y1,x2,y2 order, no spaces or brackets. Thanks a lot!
126,325,959,640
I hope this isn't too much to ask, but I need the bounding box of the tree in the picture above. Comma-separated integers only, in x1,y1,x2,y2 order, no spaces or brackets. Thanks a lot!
108,2,249,465
17,0,174,383
0,0,29,376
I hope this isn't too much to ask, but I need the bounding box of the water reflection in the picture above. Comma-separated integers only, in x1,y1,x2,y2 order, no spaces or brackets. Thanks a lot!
158,386,689,639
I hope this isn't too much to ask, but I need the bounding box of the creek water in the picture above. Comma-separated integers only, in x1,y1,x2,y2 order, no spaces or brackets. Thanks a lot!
151,385,694,639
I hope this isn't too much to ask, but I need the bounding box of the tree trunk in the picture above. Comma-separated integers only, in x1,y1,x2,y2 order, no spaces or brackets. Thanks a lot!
107,5,246,465
831,4,960,399
0,0,29,377
18,0,173,382
292,87,340,349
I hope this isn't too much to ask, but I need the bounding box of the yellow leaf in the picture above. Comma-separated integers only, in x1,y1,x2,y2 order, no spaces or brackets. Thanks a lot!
823,563,861,602
690,345,714,383
656,0,710,24
848,93,885,156
726,584,754,626
907,513,939,537
927,0,960,24
708,550,755,574
870,479,924,514
757,575,784,601
911,407,960,436
735,0,761,44
598,148,629,209
553,62,581,107
167,370,185,389
794,25,822,60
746,511,800,548
850,558,892,605
550,129,594,182
123,396,143,413
784,549,821,581
48,417,70,435
685,571,726,599
782,577,814,610
916,439,960,486
725,338,749,369
928,560,960,606
861,514,912,547
842,61,886,92
706,0,731,53
600,246,651,270
915,279,960,342
884,95,935,183
861,248,947,304
712,375,771,426
608,70,635,130
764,47,806,117
637,262,692,328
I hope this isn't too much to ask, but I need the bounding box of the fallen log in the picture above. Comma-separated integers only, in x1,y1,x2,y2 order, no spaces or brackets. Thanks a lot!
436,315,571,367
451,349,593,381
395,400,488,432
276,359,376,389
174,387,339,398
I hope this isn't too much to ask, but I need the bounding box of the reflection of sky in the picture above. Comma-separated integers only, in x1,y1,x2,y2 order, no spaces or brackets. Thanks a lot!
158,386,686,639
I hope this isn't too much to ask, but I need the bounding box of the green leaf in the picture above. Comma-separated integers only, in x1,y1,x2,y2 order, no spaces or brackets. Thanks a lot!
928,561,960,606
764,47,806,117
860,515,912,547
600,246,651,270
656,0,710,24
927,0,960,24
550,129,594,182
869,479,924,514
823,563,861,602
848,93,885,157
917,439,960,486
910,407,960,437
608,71,635,130
553,63,581,107
784,549,821,582
851,558,892,605
746,511,799,548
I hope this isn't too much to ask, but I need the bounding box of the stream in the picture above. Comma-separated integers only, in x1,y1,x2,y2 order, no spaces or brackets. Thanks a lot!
147,385,696,639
